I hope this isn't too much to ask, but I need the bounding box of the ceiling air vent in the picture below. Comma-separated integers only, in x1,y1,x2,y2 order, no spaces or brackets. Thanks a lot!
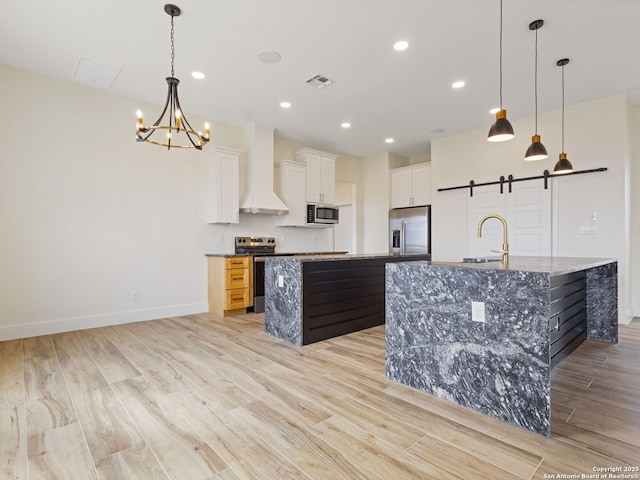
305,74,334,89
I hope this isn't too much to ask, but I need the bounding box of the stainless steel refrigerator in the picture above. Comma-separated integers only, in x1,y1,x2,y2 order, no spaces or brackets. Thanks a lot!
389,206,431,255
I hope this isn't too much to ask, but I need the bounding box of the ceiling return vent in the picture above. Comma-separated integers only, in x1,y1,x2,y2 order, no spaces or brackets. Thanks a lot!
305,73,334,89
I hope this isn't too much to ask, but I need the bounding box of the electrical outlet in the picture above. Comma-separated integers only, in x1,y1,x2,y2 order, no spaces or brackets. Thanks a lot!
130,290,139,302
471,301,485,322
278,275,284,288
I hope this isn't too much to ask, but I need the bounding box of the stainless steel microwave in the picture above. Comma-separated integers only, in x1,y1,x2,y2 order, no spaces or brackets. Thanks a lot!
306,204,339,225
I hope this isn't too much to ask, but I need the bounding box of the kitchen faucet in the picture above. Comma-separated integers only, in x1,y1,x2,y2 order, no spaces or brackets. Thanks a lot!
477,214,509,265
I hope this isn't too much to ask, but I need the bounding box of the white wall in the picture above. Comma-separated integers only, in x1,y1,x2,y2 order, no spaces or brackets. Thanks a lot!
631,107,640,317
432,93,634,324
362,152,393,253
0,64,351,340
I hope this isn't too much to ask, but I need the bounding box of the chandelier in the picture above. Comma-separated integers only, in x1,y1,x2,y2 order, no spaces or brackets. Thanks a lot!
136,4,210,150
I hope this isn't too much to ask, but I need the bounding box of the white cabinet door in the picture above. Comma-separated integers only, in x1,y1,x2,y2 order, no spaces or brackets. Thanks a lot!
275,161,307,226
303,152,323,203
207,146,240,224
391,168,413,208
295,148,338,205
411,163,431,206
320,156,335,205
390,163,431,208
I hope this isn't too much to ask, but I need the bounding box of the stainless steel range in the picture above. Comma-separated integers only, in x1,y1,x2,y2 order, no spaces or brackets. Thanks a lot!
234,236,276,313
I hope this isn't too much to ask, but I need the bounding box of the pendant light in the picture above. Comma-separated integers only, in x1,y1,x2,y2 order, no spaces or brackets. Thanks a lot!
135,4,210,150
488,0,514,142
554,58,573,174
524,20,548,161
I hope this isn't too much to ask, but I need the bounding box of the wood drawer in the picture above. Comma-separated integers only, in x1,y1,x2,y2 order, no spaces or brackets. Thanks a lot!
226,288,250,309
226,268,249,289
225,257,250,269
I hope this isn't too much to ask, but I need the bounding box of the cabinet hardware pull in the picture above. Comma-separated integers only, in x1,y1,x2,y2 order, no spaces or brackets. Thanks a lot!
232,297,243,301
556,317,560,331
232,277,242,280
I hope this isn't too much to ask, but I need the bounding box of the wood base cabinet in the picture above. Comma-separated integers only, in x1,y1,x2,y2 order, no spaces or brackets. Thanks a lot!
208,256,253,316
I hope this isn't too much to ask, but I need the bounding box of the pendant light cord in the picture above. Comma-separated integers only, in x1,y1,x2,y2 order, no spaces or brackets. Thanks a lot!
499,0,503,109
170,15,175,77
561,63,565,152
534,27,538,135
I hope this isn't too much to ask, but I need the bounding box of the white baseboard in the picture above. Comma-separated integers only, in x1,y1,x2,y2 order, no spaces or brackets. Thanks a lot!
0,302,209,341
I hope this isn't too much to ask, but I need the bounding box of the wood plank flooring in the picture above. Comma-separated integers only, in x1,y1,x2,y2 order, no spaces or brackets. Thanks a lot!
1,314,639,479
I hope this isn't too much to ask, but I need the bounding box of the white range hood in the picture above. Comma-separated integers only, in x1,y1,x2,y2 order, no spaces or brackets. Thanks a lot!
239,124,289,215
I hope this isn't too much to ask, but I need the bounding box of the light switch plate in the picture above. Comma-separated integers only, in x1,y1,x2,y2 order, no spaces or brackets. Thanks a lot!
471,301,485,322
278,275,284,288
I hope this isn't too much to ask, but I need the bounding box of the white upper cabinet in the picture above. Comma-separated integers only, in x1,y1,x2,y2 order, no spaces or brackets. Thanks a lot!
207,146,241,224
274,161,307,227
295,147,337,205
391,163,431,209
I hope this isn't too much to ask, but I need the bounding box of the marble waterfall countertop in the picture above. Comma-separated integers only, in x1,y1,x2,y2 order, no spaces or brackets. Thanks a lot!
385,256,618,436
205,251,348,258
265,252,432,263
432,256,616,275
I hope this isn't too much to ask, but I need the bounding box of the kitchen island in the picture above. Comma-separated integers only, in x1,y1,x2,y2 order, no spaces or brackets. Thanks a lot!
265,253,430,345
385,256,617,436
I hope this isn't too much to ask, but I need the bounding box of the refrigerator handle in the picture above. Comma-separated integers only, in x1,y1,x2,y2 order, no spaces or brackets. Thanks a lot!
401,219,406,254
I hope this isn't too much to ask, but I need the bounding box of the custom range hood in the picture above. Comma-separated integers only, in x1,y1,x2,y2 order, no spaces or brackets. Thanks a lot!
239,124,289,215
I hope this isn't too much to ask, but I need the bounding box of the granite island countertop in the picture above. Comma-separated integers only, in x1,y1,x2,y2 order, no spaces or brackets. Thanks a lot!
265,252,431,263
385,255,618,436
429,256,616,275
205,251,348,258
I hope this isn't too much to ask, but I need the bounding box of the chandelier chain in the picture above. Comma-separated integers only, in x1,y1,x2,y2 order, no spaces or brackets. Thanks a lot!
170,15,175,77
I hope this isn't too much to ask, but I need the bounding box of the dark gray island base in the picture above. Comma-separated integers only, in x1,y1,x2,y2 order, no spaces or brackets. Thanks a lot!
265,253,430,345
385,257,617,437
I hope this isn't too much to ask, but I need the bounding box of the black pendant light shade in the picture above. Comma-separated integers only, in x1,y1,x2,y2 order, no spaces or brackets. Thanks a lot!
554,152,573,174
525,134,548,160
525,19,548,160
554,58,573,174
488,0,514,142
488,110,515,142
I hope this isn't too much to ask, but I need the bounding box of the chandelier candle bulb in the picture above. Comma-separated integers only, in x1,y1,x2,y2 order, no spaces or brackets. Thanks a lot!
175,110,181,130
204,122,210,140
136,110,144,130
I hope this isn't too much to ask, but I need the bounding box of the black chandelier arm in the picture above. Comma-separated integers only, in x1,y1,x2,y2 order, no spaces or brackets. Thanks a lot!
173,93,202,149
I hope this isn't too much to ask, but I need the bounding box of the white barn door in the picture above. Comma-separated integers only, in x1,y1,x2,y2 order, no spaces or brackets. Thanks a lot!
468,182,551,258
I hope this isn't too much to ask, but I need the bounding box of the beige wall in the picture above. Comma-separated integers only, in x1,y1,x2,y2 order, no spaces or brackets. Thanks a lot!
432,93,634,323
0,64,354,339
631,107,640,316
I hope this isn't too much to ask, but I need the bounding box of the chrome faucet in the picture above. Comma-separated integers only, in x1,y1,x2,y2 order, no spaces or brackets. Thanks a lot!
477,214,509,265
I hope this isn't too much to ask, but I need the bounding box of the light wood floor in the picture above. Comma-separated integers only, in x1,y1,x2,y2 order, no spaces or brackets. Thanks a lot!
1,314,639,479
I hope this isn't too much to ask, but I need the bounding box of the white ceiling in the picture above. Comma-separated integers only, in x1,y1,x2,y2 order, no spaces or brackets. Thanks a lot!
2,0,640,158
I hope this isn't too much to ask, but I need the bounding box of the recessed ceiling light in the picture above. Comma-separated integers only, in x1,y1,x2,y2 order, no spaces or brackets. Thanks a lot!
489,107,500,114
385,138,394,144
431,128,446,134
257,51,282,64
280,101,291,109
452,80,465,89
393,41,409,51
191,71,205,80
341,122,351,129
